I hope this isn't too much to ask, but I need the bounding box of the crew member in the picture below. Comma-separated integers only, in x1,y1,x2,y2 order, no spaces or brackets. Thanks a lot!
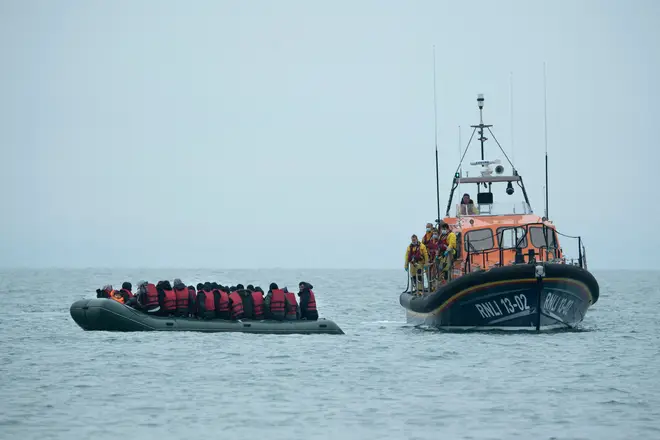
96,285,113,299
404,234,429,293
425,230,440,288
119,282,133,301
265,283,286,321
439,222,457,281
459,193,479,215
228,287,244,320
422,222,434,247
298,281,318,321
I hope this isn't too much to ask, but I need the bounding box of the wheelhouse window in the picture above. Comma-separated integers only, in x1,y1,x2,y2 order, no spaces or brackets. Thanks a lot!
496,227,528,249
464,228,494,251
529,226,557,249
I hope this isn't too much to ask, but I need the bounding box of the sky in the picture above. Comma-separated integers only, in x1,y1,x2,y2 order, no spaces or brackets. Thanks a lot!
1,0,658,270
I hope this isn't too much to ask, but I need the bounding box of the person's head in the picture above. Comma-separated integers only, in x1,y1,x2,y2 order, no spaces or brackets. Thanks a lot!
188,285,195,291
122,281,132,291
246,284,254,291
236,284,244,290
411,234,419,245
462,193,471,204
269,282,279,291
203,282,212,292
173,278,185,289
431,229,439,240
196,282,204,291
102,284,113,292
425,222,433,232
230,286,237,292
441,223,450,235
255,286,264,293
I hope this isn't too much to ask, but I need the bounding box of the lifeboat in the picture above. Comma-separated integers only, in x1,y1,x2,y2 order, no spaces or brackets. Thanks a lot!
400,94,599,331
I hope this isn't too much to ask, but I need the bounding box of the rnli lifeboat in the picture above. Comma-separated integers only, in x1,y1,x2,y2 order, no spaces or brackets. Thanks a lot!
400,94,599,331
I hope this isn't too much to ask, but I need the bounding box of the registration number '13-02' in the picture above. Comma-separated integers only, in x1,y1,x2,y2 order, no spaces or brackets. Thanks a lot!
474,294,529,319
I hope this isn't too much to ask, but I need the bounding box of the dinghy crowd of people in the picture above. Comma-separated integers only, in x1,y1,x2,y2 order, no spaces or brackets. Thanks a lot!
95,280,318,321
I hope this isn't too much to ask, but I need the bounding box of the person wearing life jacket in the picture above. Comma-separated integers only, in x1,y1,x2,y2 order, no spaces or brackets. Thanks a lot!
173,278,193,317
438,222,457,281
227,286,244,321
156,280,177,316
137,281,160,312
119,282,133,301
283,287,300,320
96,284,113,299
196,282,216,320
236,284,255,319
422,222,434,247
212,283,231,320
251,286,265,320
264,283,286,321
405,234,429,293
298,281,318,321
425,230,441,288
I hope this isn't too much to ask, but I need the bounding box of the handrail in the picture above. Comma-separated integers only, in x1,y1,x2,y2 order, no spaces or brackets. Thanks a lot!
462,223,585,273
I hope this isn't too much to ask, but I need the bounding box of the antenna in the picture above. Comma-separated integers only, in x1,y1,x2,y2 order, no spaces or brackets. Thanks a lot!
457,125,462,199
433,46,441,224
509,72,515,169
543,62,549,220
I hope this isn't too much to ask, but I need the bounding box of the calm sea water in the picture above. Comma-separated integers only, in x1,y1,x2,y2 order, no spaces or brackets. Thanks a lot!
0,268,658,440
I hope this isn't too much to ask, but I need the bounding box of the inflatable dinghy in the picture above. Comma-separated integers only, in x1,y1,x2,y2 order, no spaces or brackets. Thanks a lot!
70,298,344,335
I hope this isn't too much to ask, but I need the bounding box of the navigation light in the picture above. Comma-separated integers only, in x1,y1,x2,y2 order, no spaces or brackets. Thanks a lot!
506,181,514,195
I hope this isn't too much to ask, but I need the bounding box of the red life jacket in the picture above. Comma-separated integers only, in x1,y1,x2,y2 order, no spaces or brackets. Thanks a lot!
270,289,286,315
174,287,189,312
161,289,176,312
120,288,133,299
228,291,244,319
252,292,264,319
144,283,159,308
438,235,448,252
202,291,215,312
427,239,439,257
307,290,317,312
284,291,298,318
215,290,230,312
407,244,423,263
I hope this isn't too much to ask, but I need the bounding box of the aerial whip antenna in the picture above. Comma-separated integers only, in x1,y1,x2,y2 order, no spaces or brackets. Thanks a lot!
433,46,441,225
510,72,515,169
543,62,549,220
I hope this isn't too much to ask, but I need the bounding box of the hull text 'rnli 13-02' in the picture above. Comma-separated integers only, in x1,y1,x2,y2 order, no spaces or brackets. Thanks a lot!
400,91,599,331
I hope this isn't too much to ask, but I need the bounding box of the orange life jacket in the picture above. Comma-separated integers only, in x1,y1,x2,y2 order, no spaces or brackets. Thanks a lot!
110,290,125,304
214,290,230,313
174,287,190,313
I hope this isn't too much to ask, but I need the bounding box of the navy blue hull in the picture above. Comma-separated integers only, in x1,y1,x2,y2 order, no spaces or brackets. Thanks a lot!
400,263,599,330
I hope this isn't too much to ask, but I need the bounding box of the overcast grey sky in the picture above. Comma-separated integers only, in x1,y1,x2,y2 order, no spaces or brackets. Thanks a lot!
1,0,657,269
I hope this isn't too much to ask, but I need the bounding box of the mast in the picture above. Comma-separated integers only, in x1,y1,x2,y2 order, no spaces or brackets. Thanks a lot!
472,94,492,161
433,46,441,224
510,72,515,169
543,62,549,220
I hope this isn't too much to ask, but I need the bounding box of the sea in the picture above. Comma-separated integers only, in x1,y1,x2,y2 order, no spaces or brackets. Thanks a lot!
0,268,658,440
